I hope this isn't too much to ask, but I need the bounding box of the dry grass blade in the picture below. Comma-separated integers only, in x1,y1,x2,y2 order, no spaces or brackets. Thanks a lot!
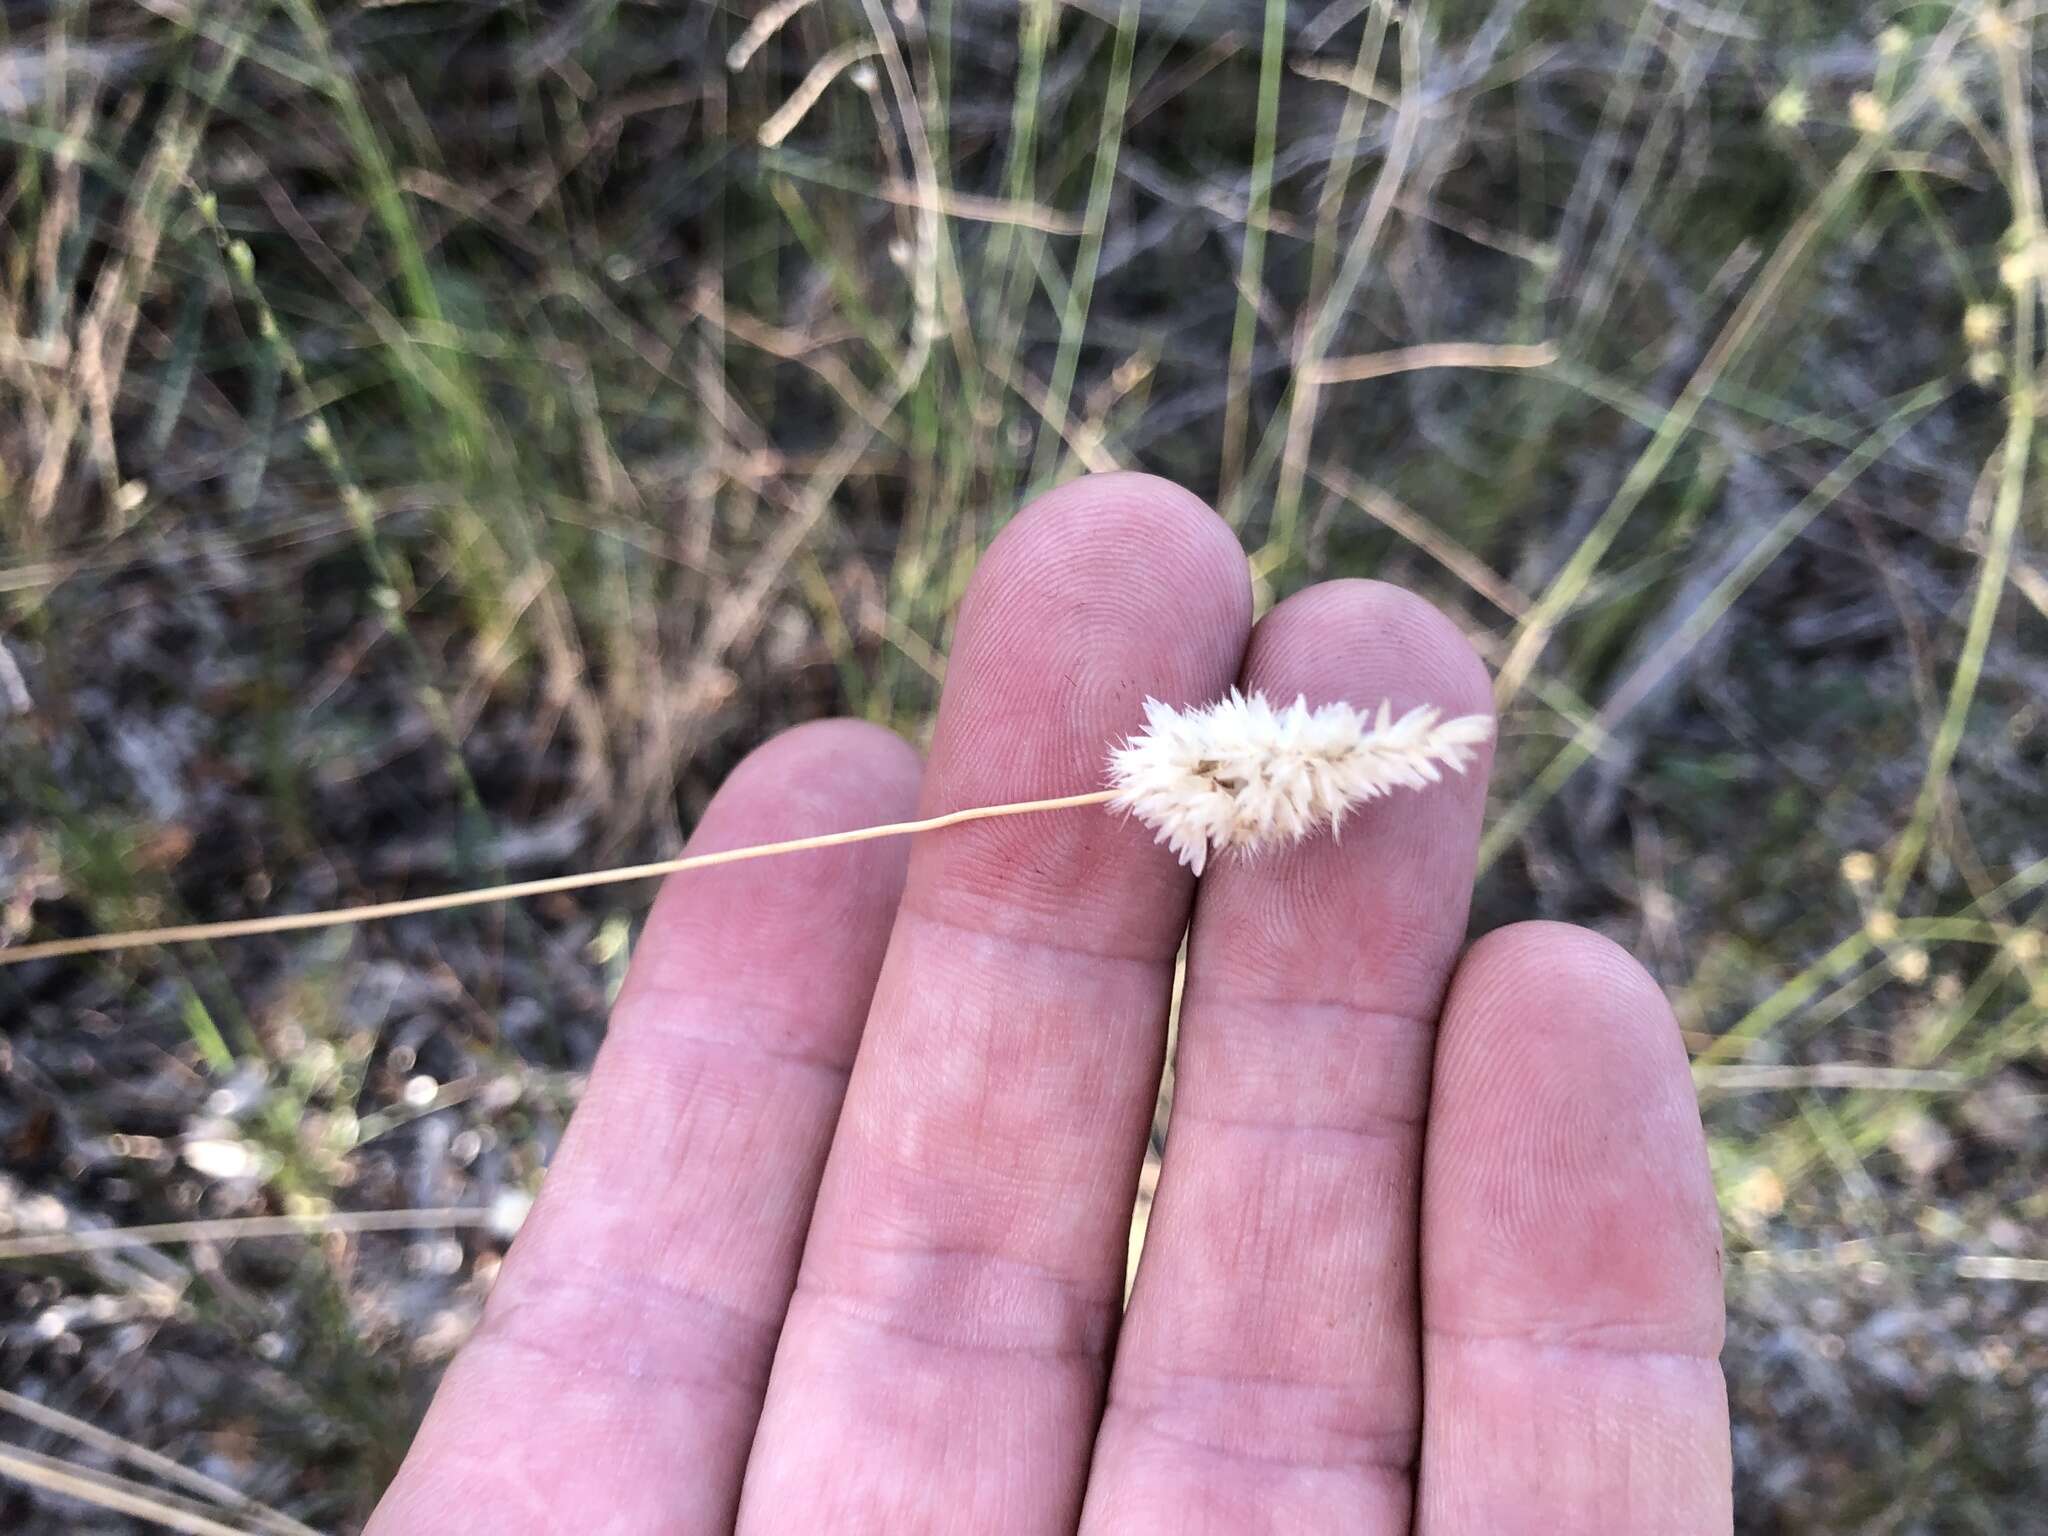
1308,340,1559,385
724,0,820,72
1309,462,1529,616
756,39,882,149
0,1391,316,1536
1694,1065,1974,1094
1955,1256,2048,1282
869,180,1082,234
0,1444,277,1536
0,1208,493,1261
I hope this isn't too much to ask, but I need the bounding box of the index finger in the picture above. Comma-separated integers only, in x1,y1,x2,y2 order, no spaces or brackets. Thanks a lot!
369,721,922,1534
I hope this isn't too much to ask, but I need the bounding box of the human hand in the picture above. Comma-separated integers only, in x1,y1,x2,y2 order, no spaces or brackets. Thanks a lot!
368,475,1730,1534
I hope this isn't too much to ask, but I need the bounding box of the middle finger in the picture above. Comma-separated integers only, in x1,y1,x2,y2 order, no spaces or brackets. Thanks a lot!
739,474,1252,1532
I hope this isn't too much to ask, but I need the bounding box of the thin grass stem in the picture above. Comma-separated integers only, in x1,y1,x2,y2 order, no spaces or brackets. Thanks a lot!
0,1445,267,1536
0,1390,315,1536
0,793,1118,966
0,1208,495,1261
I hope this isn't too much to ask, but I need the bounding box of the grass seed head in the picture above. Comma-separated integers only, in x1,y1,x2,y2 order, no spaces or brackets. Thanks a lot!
1106,690,1495,875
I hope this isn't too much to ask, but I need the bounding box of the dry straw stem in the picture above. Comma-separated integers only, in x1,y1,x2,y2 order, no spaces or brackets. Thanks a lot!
0,1443,269,1536
1308,340,1559,385
0,1391,317,1536
867,181,1084,235
1694,1064,1973,1094
1956,1255,2048,1282
0,793,1116,967
0,1207,493,1261
724,0,820,71
4,692,1489,965
755,39,882,148
1309,462,1530,617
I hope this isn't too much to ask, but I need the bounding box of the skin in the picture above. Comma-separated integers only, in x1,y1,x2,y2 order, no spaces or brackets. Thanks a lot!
367,474,1731,1534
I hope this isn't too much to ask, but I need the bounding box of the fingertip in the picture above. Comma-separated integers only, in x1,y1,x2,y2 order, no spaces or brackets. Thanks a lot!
1450,921,1680,1051
916,473,1252,947
1004,470,1240,547
1430,920,1722,1354
1193,578,1494,1019
972,471,1253,653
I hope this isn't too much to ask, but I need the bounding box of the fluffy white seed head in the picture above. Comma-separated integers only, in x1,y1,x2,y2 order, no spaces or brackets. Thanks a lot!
1106,690,1495,875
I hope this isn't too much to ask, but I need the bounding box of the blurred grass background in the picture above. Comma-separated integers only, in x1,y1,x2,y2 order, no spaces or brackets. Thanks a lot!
1,1,2045,1530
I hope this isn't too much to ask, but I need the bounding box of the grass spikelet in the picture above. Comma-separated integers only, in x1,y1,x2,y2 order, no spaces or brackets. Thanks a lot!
1107,691,1494,875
